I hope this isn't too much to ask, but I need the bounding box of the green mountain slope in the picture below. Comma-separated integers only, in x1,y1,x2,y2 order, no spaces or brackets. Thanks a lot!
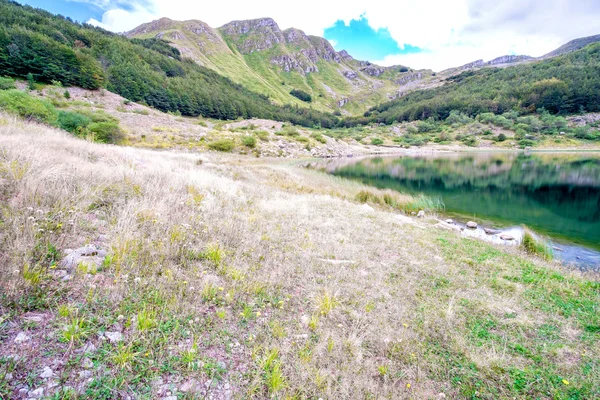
345,43,600,126
543,34,600,58
127,17,436,114
0,0,337,127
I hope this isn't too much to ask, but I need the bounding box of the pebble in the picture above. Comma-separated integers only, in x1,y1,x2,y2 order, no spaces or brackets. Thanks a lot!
40,366,54,379
14,332,31,344
105,331,123,343
28,388,44,398
79,370,92,379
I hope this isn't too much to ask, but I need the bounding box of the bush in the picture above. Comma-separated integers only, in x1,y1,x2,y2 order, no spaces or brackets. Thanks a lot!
242,135,257,148
254,130,269,141
208,139,235,152
0,77,15,90
355,190,382,204
496,133,507,142
57,111,91,135
416,120,436,133
518,139,536,148
290,89,312,102
462,136,477,147
295,136,309,144
371,138,384,145
521,229,552,260
0,89,57,123
88,121,122,144
311,132,327,144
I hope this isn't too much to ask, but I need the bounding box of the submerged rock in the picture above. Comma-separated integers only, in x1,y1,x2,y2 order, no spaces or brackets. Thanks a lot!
500,234,515,241
466,221,478,229
484,228,501,235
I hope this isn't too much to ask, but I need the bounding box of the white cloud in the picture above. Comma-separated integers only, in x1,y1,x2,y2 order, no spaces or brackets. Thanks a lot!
83,0,600,71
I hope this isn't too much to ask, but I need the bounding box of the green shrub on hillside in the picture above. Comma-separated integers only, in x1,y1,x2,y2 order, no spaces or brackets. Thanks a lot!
0,76,15,90
290,89,312,102
57,111,91,134
371,138,384,145
88,121,122,143
208,139,235,152
242,135,257,148
0,89,57,123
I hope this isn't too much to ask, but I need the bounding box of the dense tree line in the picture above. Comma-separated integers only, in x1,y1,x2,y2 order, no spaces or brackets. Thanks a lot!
343,43,600,126
0,0,338,127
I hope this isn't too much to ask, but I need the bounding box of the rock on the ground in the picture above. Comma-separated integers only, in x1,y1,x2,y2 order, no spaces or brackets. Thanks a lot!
445,219,454,224
28,388,44,398
484,228,501,235
105,331,123,343
40,366,54,379
466,221,478,229
360,204,374,213
417,210,425,218
14,332,31,344
500,234,515,241
60,245,107,272
180,379,201,393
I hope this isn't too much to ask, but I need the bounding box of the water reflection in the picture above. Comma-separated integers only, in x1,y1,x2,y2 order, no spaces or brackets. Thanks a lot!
313,152,600,270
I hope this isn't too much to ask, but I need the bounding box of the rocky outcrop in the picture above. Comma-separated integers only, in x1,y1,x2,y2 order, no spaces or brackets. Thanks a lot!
220,18,285,53
395,72,422,85
487,55,532,65
360,65,385,77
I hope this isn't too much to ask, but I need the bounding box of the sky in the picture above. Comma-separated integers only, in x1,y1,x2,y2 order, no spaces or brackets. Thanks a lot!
16,0,600,71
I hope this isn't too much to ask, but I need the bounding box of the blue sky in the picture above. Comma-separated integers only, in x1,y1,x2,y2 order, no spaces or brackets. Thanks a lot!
17,0,104,23
13,0,600,71
323,16,422,61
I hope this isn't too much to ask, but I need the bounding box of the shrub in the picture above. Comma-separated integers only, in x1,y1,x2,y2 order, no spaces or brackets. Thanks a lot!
290,89,312,102
295,136,309,144
242,135,257,148
208,139,235,152
521,229,552,260
0,77,15,90
254,130,269,141
496,133,507,142
0,89,57,123
462,136,477,147
355,190,382,204
311,132,327,144
88,121,122,144
371,138,384,146
416,120,436,133
63,90,71,99
57,111,91,135
518,139,535,148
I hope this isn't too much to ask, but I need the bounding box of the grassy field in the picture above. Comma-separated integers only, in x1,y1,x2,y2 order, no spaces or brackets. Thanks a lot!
0,117,599,399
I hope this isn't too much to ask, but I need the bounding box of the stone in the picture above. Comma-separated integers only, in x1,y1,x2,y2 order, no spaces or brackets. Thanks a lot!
360,204,374,213
60,245,107,272
14,332,31,344
445,219,454,224
78,342,97,354
466,221,478,229
105,331,123,343
484,228,501,235
417,210,425,218
40,366,55,379
18,388,29,399
5,373,13,381
79,370,92,379
28,388,44,398
62,275,72,282
499,234,515,241
82,358,94,369
180,379,201,393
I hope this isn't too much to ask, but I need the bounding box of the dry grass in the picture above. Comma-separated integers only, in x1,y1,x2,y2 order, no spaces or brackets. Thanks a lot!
0,117,598,399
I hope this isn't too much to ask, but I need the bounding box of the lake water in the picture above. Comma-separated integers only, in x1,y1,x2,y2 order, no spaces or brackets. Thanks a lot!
315,152,600,271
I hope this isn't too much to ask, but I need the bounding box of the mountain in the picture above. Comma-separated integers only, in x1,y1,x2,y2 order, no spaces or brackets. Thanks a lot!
542,33,600,58
0,0,337,127
127,18,435,114
347,42,600,126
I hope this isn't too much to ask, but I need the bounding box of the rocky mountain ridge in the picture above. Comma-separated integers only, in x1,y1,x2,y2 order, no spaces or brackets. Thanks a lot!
127,17,430,114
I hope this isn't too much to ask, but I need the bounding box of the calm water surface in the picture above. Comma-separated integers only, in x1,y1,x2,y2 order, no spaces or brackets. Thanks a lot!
316,152,600,270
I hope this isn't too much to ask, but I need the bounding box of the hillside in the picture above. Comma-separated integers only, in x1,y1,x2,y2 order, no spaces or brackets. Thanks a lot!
1,116,599,398
347,42,600,127
0,0,337,127
543,33,600,58
127,18,437,115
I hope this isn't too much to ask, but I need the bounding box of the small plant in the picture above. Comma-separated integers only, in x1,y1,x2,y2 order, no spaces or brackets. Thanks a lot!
259,348,287,395
243,135,257,148
137,309,157,331
355,190,382,205
311,132,327,144
208,139,235,152
254,130,269,141
521,228,553,260
112,343,137,370
63,90,71,99
316,290,338,316
62,317,89,343
203,243,223,266
22,264,45,287
371,138,384,146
